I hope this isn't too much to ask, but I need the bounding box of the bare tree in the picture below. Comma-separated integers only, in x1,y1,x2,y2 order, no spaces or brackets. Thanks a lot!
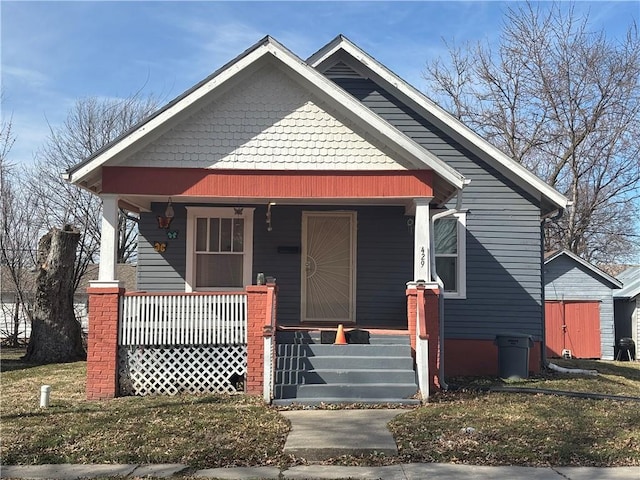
29,93,158,291
1,111,43,346
424,2,640,264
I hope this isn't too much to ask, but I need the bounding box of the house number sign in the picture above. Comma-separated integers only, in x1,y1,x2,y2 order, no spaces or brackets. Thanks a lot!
420,246,425,268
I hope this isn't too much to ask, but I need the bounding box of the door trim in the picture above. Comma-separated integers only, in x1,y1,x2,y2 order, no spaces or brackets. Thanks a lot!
301,211,357,324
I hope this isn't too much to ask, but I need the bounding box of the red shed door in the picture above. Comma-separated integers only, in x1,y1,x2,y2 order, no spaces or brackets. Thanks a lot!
545,301,601,358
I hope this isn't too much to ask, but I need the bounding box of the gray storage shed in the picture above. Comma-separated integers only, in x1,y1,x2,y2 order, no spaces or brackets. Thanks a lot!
544,250,623,360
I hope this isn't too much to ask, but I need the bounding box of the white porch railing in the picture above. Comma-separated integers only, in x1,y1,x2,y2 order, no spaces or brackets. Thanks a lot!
119,292,247,346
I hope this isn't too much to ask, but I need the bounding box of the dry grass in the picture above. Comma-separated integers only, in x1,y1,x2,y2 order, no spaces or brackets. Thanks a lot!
2,348,639,469
1,349,290,469
391,359,640,467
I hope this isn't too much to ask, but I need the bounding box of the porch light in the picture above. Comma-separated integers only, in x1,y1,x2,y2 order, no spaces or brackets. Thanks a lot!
165,198,175,219
266,202,276,232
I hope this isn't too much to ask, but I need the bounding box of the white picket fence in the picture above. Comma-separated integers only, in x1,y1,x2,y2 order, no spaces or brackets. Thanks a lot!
118,292,248,396
119,292,247,346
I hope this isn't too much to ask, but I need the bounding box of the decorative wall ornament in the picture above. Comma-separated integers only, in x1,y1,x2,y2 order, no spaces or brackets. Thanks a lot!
167,230,178,240
157,216,172,229
154,241,167,253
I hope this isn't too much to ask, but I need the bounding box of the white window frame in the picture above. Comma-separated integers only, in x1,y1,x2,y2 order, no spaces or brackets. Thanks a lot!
433,212,466,299
185,207,254,292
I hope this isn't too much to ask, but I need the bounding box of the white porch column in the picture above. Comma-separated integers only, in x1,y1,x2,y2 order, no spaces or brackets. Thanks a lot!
413,198,431,282
97,194,119,283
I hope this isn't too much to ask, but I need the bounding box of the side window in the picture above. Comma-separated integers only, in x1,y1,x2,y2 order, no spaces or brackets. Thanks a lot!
186,207,254,291
434,213,466,298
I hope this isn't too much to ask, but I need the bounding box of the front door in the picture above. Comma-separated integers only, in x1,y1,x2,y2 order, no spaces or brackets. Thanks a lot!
301,212,356,323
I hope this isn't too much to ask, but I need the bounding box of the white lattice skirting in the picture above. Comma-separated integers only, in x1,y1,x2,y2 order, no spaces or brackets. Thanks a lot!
118,345,247,396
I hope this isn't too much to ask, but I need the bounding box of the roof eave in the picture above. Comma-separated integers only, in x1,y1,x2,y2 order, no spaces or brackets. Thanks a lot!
309,36,569,212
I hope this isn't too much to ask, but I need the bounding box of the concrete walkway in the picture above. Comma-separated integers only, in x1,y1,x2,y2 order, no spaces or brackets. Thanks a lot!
2,409,638,479
281,409,400,461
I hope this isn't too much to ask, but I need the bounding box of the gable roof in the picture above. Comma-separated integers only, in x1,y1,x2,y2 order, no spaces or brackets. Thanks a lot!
308,35,569,216
614,265,640,299
544,250,623,289
65,35,467,206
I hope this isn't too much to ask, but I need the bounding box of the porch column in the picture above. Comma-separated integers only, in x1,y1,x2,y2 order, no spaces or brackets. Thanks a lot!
246,284,277,399
413,198,431,282
98,194,119,283
86,285,124,400
86,194,123,400
407,281,441,398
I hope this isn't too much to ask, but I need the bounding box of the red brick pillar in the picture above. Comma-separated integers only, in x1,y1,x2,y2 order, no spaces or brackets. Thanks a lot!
245,285,277,397
406,288,418,355
86,286,124,400
407,284,441,392
424,288,441,390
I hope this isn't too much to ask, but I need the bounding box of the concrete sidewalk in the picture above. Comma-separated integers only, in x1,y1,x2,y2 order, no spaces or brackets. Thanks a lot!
2,463,638,479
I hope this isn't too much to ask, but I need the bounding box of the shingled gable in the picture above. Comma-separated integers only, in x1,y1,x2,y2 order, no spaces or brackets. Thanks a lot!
64,35,466,206
308,35,568,217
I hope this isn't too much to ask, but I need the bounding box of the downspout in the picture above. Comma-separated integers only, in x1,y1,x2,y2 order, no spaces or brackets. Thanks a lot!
540,208,566,370
429,181,470,391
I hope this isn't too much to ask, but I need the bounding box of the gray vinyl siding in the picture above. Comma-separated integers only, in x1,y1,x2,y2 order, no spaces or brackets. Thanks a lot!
138,203,188,291
333,77,545,340
545,255,618,359
252,205,413,327
139,203,413,328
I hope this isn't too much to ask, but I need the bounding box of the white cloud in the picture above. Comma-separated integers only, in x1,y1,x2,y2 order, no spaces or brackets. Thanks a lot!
2,65,49,89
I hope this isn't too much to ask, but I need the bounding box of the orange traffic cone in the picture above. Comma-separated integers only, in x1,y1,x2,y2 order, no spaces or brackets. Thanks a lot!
334,324,347,345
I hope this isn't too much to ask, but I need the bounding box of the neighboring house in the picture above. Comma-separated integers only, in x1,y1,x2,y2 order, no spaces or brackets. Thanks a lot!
614,266,640,358
0,264,136,343
544,250,622,360
64,35,568,402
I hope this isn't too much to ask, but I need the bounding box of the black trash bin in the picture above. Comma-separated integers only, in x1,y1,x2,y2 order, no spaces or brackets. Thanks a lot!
495,333,534,379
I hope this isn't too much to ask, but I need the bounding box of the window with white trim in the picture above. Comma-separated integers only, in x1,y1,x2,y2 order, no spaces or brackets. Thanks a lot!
434,212,466,298
186,207,254,291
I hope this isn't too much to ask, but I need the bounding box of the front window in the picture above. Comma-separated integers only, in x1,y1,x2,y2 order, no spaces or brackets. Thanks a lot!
186,207,254,291
434,213,466,298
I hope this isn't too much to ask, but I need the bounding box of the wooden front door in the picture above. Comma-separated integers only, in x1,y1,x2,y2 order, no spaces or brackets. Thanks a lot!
301,212,356,323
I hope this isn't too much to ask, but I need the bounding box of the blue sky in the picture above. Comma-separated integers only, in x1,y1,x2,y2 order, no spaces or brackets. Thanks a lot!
2,1,638,166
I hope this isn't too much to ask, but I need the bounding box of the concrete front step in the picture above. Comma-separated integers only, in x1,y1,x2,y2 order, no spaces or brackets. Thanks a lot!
276,355,414,370
296,383,419,400
276,368,417,385
276,331,410,345
273,397,421,406
276,343,412,357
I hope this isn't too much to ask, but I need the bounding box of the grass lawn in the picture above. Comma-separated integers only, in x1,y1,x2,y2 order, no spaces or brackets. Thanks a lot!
1,349,290,469
2,348,639,469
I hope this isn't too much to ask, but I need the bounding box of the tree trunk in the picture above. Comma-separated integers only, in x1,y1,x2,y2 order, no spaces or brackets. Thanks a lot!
24,225,86,363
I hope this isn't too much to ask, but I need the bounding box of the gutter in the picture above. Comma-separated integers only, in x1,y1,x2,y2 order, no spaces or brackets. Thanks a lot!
429,179,470,391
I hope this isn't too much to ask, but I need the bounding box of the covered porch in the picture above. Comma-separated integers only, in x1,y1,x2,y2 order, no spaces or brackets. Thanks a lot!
86,168,447,402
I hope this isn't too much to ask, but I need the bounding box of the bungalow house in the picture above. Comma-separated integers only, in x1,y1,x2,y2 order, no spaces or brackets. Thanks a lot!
64,35,568,403
544,250,622,360
614,266,640,359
